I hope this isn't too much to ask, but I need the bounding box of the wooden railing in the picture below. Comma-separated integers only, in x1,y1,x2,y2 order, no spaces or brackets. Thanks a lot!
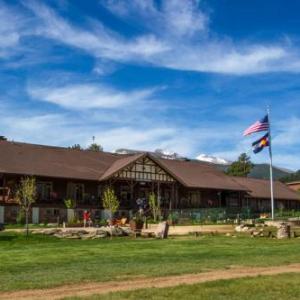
0,187,11,203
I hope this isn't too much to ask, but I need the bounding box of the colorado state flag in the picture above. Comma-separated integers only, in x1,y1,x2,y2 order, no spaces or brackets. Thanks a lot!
252,133,269,154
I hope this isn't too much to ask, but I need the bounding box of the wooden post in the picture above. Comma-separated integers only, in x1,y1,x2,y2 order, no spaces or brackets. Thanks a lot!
175,184,179,209
169,183,175,210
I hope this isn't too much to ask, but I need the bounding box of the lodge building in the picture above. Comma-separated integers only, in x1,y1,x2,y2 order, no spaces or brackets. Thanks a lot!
0,140,299,223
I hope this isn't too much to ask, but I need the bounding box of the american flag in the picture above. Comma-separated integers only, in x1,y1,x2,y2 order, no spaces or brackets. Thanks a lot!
243,115,269,136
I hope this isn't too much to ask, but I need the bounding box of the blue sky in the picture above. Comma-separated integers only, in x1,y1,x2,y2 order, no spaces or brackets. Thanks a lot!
1,0,300,170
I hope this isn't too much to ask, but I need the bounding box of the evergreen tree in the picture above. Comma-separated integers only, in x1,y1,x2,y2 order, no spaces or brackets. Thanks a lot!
87,143,103,152
69,144,82,150
280,170,300,183
226,153,253,177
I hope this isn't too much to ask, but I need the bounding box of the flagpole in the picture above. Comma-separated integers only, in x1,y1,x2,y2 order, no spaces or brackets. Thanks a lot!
267,107,275,220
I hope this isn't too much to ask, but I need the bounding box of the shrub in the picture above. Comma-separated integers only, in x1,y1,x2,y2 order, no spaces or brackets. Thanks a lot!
64,198,75,209
149,193,160,222
16,210,25,225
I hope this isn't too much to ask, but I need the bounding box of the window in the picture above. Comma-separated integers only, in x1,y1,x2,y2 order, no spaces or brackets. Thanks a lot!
67,183,84,202
37,182,53,201
227,197,239,207
189,191,200,207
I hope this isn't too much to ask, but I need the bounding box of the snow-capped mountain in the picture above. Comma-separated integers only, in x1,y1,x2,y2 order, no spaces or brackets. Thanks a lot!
196,154,231,165
114,148,182,160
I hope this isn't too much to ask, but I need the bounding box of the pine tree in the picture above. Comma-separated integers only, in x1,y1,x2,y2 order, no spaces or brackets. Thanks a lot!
226,153,253,177
87,143,103,152
70,144,82,150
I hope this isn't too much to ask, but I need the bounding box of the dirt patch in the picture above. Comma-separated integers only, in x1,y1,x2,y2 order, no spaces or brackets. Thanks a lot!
1,263,300,300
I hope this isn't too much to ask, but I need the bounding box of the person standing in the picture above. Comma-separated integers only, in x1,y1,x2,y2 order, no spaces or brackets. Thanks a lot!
83,210,90,227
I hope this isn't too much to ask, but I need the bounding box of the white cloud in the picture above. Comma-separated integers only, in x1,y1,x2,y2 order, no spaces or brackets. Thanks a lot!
1,97,299,170
23,1,169,61
27,83,158,109
0,4,24,58
161,0,207,38
0,0,297,74
273,117,300,147
21,0,299,75
102,0,207,38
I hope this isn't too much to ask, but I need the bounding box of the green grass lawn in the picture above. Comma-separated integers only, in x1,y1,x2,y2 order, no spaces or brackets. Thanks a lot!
67,273,300,300
1,232,300,292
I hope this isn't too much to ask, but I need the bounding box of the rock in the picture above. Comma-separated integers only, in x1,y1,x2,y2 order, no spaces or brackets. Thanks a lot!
62,229,89,235
35,226,134,239
65,235,81,239
155,222,169,239
120,227,133,236
33,228,62,235
235,225,243,232
251,231,260,237
235,225,250,232
277,223,291,239
111,227,125,237
93,233,107,239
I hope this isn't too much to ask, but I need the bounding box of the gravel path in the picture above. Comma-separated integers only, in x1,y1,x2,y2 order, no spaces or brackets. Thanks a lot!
1,263,300,300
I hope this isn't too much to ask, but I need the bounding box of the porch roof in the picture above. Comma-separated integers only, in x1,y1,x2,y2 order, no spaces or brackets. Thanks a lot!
231,177,300,201
156,158,248,191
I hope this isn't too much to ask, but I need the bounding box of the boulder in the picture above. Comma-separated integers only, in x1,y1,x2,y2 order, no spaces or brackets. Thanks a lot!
235,225,250,232
277,223,291,239
155,222,169,239
33,228,62,235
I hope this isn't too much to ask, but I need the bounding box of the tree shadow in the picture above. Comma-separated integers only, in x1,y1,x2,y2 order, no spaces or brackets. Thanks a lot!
0,235,17,241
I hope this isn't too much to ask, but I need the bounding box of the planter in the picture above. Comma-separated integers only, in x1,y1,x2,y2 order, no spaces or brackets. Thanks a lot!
129,220,144,231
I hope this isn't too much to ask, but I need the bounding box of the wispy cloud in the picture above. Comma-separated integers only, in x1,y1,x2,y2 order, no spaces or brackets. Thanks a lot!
14,0,300,75
273,117,300,147
27,82,158,109
0,3,25,58
102,0,208,38
23,0,169,61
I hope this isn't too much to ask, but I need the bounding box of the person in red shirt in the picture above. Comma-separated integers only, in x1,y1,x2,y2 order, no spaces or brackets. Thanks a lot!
83,210,90,227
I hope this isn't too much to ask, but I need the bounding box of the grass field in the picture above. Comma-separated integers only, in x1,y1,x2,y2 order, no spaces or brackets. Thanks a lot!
67,273,300,300
1,232,300,292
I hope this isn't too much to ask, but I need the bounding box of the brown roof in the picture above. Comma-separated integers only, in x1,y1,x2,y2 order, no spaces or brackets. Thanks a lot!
2,141,298,201
0,141,121,181
231,177,300,201
157,158,248,191
0,141,247,191
287,181,300,185
100,153,145,181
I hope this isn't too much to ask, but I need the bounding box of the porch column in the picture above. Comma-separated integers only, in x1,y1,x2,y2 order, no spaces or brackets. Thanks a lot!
169,183,175,210
32,207,39,224
157,182,161,207
130,180,135,208
0,206,4,223
175,184,179,209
